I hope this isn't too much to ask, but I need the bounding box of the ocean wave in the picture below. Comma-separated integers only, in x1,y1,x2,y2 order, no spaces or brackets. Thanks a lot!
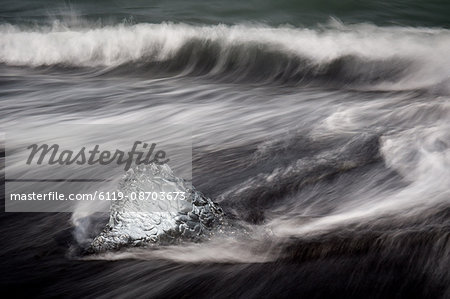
1,22,449,89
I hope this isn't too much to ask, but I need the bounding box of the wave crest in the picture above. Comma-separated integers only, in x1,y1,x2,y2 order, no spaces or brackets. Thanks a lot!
1,22,449,89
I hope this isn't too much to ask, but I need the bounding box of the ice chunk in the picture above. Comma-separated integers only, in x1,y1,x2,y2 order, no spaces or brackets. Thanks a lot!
89,164,223,252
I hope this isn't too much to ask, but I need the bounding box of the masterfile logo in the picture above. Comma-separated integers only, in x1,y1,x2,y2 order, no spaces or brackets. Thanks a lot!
26,141,169,171
4,123,192,212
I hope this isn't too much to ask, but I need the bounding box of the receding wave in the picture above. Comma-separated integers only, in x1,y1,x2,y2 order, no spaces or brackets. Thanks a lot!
1,22,449,90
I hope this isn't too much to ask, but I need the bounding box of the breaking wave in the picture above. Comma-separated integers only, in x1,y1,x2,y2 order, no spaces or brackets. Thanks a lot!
1,22,450,91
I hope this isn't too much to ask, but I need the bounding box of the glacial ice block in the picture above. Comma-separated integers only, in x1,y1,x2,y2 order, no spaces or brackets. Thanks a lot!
89,164,224,252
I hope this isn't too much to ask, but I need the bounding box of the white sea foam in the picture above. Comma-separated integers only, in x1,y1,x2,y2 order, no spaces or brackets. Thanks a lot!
1,22,449,90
